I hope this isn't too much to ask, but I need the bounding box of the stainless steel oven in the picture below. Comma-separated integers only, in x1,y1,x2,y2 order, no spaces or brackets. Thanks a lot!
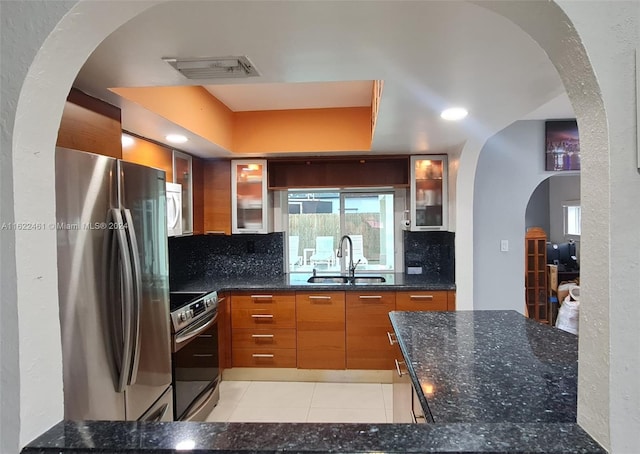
170,291,220,421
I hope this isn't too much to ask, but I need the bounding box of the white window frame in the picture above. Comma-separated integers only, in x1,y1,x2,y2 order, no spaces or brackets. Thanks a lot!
563,200,581,238
281,188,403,273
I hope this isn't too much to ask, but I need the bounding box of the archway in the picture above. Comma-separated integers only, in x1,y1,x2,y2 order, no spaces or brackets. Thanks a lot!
3,0,619,451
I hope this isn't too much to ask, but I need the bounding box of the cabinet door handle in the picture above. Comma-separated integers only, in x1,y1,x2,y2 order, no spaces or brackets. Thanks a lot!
251,334,275,338
251,294,273,300
395,359,407,377
252,354,274,358
359,295,382,300
309,295,332,301
410,295,434,300
217,297,227,304
387,331,397,345
251,314,274,319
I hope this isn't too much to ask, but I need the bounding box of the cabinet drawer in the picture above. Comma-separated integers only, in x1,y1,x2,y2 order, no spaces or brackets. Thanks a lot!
232,328,296,349
395,291,449,311
232,347,297,368
231,293,296,329
296,291,345,331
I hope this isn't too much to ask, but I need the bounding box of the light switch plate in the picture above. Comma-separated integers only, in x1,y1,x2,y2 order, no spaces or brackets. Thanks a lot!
500,240,509,252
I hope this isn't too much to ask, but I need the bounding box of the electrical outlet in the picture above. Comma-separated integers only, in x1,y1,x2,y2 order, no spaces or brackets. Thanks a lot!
500,240,509,252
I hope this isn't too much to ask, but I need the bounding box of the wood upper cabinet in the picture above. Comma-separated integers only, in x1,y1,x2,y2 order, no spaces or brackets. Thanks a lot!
410,155,448,231
231,159,269,234
346,291,396,370
231,292,297,368
204,160,232,235
296,291,346,370
57,88,122,158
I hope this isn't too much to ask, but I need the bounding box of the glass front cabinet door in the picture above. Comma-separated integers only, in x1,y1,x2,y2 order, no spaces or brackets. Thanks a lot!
231,159,268,234
410,155,448,231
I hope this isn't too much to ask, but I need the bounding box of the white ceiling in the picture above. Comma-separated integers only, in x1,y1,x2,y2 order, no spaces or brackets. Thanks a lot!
74,0,574,158
204,80,374,112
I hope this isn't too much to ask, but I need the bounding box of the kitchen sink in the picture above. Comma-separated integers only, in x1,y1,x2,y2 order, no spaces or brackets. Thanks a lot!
306,275,386,284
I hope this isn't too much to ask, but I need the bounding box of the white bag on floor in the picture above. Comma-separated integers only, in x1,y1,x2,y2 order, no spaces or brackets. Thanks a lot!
555,292,580,335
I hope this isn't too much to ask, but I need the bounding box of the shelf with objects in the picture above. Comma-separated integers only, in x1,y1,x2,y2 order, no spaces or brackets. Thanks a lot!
525,227,549,323
231,159,269,234
409,155,448,231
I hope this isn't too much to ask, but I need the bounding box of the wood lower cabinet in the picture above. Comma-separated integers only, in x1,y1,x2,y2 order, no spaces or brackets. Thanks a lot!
395,290,453,312
346,291,396,370
296,291,346,370
217,292,232,372
227,289,456,371
231,292,296,368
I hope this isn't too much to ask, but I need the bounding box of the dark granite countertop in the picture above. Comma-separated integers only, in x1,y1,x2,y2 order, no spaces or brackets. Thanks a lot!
23,420,605,453
171,272,456,293
389,310,579,424
22,311,603,453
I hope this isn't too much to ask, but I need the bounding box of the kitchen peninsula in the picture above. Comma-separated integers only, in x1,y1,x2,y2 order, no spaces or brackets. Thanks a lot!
23,311,604,453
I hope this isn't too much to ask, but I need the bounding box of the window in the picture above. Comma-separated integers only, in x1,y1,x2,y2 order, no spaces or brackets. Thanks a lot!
287,190,395,273
563,201,581,237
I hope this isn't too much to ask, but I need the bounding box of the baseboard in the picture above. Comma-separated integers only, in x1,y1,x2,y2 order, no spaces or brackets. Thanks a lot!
222,368,393,383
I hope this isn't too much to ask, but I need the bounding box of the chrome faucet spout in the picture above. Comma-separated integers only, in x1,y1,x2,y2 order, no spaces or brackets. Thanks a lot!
337,235,356,278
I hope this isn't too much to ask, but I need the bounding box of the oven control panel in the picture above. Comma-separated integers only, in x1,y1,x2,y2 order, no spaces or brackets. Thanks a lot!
171,291,218,333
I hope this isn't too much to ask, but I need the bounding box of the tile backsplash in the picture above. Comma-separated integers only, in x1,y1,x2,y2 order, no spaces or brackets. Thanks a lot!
168,233,285,287
403,231,455,283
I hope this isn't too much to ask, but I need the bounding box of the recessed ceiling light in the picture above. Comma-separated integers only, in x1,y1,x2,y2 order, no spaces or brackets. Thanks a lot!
121,134,134,147
440,107,468,121
166,134,188,144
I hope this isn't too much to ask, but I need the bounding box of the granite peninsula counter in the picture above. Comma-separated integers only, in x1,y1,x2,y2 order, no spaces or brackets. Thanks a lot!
23,310,604,453
389,310,580,424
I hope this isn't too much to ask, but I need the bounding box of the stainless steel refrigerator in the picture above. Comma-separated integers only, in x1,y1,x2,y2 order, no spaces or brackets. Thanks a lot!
55,147,173,421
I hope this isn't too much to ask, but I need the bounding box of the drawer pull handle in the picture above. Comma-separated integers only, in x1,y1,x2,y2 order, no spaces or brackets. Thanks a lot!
217,297,227,303
252,354,274,358
251,334,275,338
251,295,273,299
193,354,214,358
395,359,407,377
309,295,332,300
251,314,274,319
387,331,397,345
410,295,434,300
359,295,382,300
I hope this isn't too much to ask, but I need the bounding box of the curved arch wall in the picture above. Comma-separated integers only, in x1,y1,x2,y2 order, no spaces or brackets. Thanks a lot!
2,1,638,452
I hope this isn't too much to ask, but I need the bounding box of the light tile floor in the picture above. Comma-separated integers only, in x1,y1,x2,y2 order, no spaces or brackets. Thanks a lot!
206,380,393,423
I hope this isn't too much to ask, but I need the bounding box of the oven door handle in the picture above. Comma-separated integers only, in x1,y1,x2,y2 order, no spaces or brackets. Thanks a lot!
174,312,218,346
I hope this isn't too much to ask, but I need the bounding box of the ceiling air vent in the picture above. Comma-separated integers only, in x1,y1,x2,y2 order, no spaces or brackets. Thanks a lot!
163,56,259,79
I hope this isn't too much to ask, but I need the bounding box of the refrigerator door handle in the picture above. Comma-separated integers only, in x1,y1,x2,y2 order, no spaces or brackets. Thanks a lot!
122,208,142,386
108,208,135,393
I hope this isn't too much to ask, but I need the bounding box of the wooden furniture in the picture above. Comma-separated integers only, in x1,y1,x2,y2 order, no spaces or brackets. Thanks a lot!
57,88,122,159
217,292,232,372
203,160,232,235
346,291,396,370
267,156,409,189
231,159,269,234
296,291,346,369
410,155,448,230
226,289,456,371
525,227,549,323
395,290,454,312
230,292,297,368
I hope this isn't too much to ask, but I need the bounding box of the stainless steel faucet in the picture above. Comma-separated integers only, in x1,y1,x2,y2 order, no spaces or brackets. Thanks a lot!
337,235,360,279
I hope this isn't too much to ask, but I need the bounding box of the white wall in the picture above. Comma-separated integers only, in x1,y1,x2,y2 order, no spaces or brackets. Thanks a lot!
473,120,554,312
525,179,550,233
548,174,580,243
